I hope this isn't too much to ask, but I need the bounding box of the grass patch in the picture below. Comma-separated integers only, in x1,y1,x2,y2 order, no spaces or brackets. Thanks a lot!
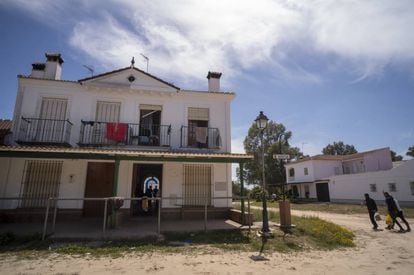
292,216,355,248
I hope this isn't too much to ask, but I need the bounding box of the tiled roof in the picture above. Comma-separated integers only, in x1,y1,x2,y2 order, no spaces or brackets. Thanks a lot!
78,66,181,90
0,120,12,131
0,146,252,162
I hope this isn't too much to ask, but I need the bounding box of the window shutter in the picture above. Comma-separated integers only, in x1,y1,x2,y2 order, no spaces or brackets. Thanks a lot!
188,107,209,121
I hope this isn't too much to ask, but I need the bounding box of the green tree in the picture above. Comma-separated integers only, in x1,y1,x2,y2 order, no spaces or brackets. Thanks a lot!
322,141,357,155
390,150,403,161
242,121,302,191
407,146,414,158
232,180,249,197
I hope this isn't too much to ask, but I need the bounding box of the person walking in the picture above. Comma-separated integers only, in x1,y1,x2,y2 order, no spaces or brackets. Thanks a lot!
384,192,405,232
364,193,379,230
393,196,411,232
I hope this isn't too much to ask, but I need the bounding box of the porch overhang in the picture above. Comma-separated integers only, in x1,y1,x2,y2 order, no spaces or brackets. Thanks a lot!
0,146,252,163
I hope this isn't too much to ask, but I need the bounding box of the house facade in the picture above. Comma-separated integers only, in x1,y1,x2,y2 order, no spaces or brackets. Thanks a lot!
285,148,414,206
0,53,251,221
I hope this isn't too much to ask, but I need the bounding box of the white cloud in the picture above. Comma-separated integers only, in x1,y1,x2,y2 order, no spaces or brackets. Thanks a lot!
4,0,414,84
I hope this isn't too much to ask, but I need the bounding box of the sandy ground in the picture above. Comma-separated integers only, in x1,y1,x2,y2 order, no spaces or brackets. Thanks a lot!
1,210,413,275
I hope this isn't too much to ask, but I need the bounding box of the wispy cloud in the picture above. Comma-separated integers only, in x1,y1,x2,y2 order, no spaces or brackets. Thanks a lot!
3,0,414,85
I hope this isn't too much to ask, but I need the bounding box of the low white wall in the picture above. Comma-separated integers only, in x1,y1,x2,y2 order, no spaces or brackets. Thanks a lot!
329,160,414,206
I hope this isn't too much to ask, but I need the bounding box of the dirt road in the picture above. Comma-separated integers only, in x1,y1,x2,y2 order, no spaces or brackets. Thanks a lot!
1,210,413,274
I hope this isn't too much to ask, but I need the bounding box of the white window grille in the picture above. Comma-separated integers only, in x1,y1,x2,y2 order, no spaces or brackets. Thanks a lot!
304,167,308,175
20,160,63,208
183,164,212,206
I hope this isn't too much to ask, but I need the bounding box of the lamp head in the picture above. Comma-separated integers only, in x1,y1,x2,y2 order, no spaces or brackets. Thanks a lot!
255,111,269,130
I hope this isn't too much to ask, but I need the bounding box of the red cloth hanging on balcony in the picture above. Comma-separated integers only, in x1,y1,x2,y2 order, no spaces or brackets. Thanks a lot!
106,123,128,141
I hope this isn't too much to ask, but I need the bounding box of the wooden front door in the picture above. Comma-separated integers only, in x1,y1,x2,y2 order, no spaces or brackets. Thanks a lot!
83,162,115,217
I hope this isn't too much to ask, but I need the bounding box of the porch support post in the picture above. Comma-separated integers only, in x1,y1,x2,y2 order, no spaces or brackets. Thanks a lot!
239,162,245,225
112,158,120,196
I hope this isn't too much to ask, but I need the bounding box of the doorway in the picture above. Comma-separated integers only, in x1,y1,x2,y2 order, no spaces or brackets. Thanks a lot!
83,162,115,217
316,182,330,202
131,164,163,216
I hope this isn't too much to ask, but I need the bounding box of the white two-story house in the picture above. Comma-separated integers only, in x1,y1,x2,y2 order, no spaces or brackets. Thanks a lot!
0,53,251,221
285,148,414,206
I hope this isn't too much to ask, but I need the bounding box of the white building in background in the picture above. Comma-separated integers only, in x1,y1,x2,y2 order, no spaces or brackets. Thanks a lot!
285,147,414,206
0,53,251,220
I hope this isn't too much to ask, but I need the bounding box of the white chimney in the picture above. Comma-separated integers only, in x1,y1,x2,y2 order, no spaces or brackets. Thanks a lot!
44,53,64,80
207,71,222,92
30,63,46,78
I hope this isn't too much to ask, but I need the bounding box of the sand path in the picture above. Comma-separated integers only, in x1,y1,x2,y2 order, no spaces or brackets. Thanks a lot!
1,210,413,275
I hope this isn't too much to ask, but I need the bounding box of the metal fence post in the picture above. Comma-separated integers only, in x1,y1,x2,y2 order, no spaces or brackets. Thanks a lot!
157,198,161,235
204,197,207,232
42,198,51,240
247,196,251,234
103,198,108,235
52,198,58,233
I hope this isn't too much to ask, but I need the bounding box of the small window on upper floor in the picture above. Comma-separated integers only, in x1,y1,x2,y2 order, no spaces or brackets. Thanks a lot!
304,167,308,175
370,184,377,192
388,182,397,192
289,168,295,178
410,182,414,196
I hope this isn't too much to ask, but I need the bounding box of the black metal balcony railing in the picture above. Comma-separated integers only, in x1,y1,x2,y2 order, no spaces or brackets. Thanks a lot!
17,117,73,145
79,121,171,147
180,126,221,149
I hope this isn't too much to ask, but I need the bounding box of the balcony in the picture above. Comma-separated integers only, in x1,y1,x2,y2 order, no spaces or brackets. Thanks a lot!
16,117,72,146
180,126,221,149
78,121,171,147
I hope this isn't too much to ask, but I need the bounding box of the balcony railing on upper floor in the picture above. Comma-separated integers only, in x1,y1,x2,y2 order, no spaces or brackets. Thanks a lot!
180,126,221,149
16,117,73,146
78,121,171,147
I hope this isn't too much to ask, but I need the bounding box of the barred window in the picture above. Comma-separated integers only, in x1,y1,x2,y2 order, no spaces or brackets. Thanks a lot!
183,164,212,206
20,160,63,208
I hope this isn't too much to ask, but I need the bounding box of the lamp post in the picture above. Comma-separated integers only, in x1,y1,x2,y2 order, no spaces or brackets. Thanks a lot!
255,111,270,235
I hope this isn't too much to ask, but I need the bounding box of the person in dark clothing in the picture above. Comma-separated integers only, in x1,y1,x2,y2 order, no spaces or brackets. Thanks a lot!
387,193,411,232
364,193,378,230
384,192,405,232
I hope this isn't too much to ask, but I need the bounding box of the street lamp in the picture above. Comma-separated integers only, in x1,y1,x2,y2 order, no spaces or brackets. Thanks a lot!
255,111,270,235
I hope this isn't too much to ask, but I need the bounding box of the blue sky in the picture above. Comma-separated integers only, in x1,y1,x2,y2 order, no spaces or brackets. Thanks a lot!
1,0,413,158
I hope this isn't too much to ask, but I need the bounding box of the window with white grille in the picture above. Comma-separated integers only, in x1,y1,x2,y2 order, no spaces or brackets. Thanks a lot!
370,184,377,192
20,160,63,208
183,164,212,206
95,101,121,122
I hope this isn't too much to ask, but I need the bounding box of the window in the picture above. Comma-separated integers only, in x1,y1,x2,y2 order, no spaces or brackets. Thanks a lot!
289,168,295,178
20,160,63,208
388,183,397,192
95,101,120,122
410,182,414,196
187,107,209,148
304,167,308,175
334,167,341,175
183,164,212,206
370,184,377,192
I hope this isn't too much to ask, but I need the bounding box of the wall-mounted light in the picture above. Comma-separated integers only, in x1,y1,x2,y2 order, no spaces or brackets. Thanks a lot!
69,174,75,183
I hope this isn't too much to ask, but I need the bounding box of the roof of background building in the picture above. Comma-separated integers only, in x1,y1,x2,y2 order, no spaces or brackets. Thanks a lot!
287,147,390,165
